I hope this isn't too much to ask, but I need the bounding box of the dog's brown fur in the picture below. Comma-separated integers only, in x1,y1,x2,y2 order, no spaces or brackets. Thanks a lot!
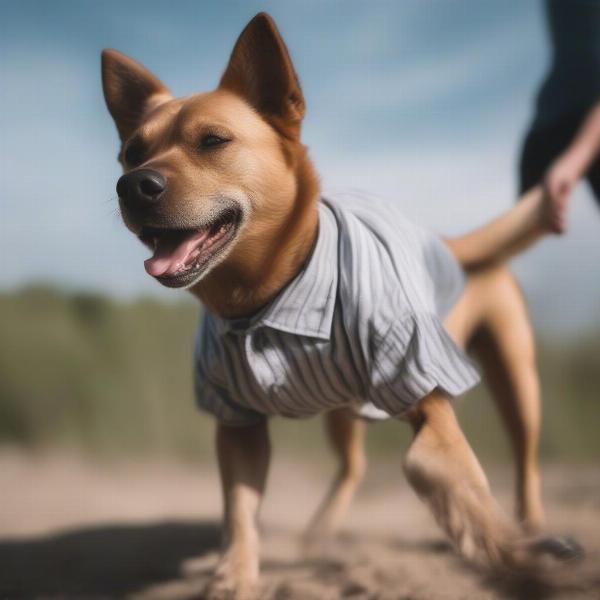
102,13,572,599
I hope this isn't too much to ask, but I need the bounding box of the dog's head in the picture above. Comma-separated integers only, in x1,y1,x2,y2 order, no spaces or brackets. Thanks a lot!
102,13,315,290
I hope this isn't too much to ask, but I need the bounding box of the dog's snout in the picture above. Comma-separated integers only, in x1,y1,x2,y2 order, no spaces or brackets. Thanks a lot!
116,169,167,207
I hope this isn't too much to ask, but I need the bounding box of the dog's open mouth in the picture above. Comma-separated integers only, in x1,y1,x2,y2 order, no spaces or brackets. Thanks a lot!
139,207,242,287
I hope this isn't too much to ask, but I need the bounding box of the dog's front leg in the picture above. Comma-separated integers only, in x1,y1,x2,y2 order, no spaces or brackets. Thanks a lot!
206,420,270,600
403,390,523,568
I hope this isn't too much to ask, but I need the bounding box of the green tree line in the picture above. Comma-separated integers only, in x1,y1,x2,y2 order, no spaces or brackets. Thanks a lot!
0,285,598,462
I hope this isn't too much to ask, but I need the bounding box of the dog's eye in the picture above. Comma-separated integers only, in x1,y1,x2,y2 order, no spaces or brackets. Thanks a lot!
200,134,229,149
123,141,145,166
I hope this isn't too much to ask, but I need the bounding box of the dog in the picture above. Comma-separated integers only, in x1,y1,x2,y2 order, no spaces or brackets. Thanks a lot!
102,12,578,599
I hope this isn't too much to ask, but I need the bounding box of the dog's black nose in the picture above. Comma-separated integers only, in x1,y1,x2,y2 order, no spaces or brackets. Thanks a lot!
116,169,166,206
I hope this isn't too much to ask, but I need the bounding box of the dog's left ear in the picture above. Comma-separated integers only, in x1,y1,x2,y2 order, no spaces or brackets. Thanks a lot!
219,13,305,139
101,49,172,142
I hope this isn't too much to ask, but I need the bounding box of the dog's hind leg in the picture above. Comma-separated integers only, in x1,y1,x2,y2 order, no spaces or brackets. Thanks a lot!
467,268,544,532
403,390,527,568
444,266,544,532
206,421,270,600
303,407,366,544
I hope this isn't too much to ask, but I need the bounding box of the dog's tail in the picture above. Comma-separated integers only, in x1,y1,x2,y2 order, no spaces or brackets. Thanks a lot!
446,185,553,272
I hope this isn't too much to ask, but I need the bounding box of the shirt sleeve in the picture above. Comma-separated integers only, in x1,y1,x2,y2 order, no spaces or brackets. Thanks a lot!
194,373,266,427
194,317,265,427
367,312,480,417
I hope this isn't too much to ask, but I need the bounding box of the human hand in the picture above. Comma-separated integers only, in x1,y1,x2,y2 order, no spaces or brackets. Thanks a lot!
542,153,581,233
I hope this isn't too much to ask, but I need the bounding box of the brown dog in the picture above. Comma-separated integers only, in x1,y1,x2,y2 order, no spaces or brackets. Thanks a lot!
102,13,577,599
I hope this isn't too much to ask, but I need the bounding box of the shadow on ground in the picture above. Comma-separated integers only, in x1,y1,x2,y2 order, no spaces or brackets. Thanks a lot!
0,520,221,598
1,521,597,600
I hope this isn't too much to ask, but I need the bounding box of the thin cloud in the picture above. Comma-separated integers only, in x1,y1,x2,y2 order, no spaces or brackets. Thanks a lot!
1,1,598,334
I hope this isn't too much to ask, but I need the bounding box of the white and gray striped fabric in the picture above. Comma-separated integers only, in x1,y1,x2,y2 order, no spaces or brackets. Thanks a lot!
194,195,480,426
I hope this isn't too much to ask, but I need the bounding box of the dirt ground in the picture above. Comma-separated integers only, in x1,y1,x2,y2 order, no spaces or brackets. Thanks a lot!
0,450,599,600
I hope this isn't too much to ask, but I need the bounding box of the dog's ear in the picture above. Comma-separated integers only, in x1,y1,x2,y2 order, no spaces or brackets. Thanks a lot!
101,49,171,142
219,13,305,139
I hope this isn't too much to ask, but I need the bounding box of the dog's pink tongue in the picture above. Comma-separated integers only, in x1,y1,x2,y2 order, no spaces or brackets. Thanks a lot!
144,230,209,277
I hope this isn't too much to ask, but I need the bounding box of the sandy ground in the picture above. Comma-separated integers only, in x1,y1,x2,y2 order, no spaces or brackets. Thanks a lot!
1,450,599,600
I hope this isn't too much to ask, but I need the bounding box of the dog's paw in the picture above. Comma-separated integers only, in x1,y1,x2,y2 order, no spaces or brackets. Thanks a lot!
530,535,585,563
204,551,259,600
204,575,258,600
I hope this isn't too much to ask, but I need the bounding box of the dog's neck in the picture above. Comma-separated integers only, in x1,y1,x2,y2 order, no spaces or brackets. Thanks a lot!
190,150,320,319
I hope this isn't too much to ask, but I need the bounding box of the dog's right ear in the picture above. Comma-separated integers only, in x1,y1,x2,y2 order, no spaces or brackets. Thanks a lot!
101,49,171,142
219,13,305,139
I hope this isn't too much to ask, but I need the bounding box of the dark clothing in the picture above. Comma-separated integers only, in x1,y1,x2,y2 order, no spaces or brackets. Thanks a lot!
535,0,600,128
519,110,600,202
520,0,600,201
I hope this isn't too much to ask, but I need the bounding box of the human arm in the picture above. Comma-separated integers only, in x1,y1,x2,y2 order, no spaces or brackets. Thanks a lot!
545,100,600,204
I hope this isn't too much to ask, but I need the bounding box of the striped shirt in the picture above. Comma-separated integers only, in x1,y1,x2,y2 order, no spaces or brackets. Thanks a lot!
194,195,480,426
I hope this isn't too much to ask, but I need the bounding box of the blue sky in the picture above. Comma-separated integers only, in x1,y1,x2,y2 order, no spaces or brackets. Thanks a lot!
1,1,599,334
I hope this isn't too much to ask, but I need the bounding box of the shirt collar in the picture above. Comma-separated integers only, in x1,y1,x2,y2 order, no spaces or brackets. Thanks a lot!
215,200,339,340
